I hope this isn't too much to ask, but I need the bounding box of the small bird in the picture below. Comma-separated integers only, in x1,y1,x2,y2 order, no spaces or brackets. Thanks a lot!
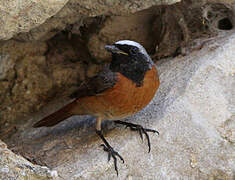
33,40,160,175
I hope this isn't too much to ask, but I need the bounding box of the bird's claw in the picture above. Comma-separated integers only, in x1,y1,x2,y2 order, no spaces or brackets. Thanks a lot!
100,144,124,176
115,121,159,153
131,125,159,153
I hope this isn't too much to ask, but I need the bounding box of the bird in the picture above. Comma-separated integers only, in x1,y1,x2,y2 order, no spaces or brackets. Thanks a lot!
33,40,160,175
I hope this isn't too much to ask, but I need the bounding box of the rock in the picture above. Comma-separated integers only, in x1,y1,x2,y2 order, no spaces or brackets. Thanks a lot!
0,40,52,136
87,7,159,62
202,2,234,33
0,0,234,179
64,0,179,16
1,0,180,41
0,37,86,137
88,1,234,61
0,140,57,180
0,0,69,40
0,54,13,80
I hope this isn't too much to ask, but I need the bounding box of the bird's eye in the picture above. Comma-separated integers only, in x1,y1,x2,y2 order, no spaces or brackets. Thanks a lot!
129,47,138,55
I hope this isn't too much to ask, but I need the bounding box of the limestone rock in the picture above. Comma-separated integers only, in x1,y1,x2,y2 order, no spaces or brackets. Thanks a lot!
0,40,52,135
0,140,57,180
0,38,85,137
88,1,234,61
0,54,13,80
87,7,159,62
0,0,180,41
0,0,234,179
0,0,69,40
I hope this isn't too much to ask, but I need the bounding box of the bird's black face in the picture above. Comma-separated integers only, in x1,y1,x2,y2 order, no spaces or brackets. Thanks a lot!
105,40,153,86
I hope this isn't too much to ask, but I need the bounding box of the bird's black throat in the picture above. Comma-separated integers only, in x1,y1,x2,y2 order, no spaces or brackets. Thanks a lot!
110,53,152,87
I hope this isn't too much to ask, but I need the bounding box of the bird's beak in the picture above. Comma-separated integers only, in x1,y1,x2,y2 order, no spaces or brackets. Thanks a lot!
105,45,128,55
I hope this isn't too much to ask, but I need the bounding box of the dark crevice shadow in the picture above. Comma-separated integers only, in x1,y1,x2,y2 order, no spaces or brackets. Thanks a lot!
218,18,233,30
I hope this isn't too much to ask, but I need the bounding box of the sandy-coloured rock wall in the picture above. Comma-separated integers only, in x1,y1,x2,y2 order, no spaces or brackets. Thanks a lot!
0,0,234,179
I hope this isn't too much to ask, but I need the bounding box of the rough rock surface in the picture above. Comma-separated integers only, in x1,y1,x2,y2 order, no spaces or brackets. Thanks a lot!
0,0,234,179
87,0,234,61
0,0,180,41
6,31,235,179
0,140,57,179
0,38,85,139
0,0,69,40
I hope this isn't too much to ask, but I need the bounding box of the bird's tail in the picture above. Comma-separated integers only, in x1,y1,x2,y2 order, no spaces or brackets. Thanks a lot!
33,100,77,128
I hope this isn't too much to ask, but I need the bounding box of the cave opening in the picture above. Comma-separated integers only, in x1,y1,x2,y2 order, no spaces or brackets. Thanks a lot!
218,18,233,30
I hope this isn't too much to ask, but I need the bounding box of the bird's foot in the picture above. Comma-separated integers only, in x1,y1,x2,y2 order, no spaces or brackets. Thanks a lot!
96,130,124,176
114,120,159,152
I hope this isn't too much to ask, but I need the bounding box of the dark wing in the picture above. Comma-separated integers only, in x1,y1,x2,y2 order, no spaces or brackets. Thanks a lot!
70,64,117,99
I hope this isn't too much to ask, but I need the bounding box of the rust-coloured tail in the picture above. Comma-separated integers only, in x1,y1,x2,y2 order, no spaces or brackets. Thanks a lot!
33,100,77,128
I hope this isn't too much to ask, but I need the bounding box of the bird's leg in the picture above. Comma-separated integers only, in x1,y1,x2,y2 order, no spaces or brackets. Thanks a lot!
114,120,159,153
96,117,124,176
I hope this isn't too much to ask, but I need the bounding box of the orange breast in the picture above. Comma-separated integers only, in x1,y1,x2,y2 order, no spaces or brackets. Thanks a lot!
75,66,160,120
